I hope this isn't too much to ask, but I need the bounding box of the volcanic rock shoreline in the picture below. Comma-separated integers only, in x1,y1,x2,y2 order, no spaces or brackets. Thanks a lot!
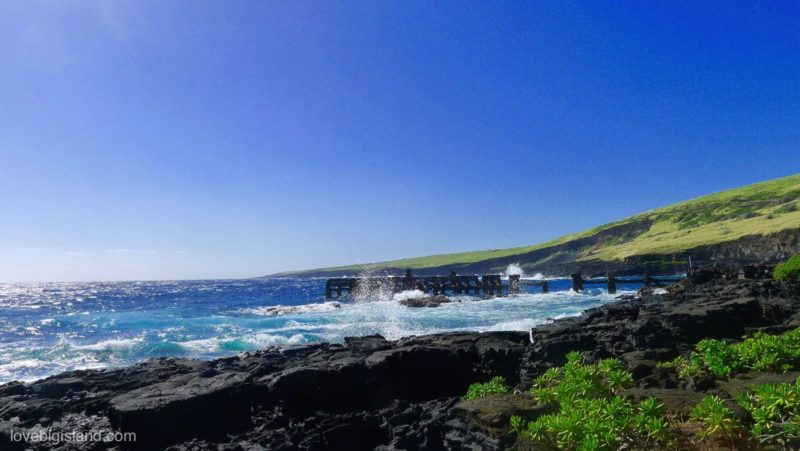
1,271,799,450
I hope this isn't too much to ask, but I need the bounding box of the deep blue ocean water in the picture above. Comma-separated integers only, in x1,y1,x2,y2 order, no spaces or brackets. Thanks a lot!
0,277,646,383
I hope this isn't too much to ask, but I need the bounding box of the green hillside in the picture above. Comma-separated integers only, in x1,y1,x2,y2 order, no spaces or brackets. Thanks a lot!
273,174,800,276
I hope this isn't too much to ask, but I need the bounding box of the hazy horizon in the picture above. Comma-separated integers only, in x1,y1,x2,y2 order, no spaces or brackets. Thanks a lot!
2,1,799,282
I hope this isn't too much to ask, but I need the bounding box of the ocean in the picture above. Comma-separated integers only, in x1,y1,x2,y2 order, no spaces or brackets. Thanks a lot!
0,277,642,383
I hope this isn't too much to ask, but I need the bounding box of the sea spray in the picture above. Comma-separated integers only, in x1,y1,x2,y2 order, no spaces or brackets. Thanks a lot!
349,269,397,302
504,263,525,277
391,290,426,302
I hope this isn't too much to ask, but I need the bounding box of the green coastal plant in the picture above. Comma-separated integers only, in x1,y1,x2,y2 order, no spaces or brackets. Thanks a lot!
736,377,800,446
513,352,669,450
464,375,509,400
689,395,742,442
477,329,800,449
661,328,800,379
774,254,800,281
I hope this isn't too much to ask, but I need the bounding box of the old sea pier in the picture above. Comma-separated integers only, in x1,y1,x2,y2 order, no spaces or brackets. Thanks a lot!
325,270,685,299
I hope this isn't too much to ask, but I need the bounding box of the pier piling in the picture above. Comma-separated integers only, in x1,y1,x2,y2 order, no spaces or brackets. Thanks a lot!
571,272,584,292
509,274,521,294
607,272,617,294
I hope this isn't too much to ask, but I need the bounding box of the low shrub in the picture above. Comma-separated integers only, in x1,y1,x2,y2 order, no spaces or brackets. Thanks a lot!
689,395,742,443
660,328,800,379
464,376,509,400
776,201,798,214
513,352,670,449
736,377,800,447
774,255,800,282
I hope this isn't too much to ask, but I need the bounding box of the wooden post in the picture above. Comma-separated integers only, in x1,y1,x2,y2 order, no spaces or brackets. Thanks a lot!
607,272,617,294
509,274,520,294
571,272,584,292
644,270,652,287
541,280,549,293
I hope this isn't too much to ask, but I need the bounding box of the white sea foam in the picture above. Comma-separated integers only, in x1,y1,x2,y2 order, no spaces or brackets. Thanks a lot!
176,333,307,353
70,337,144,351
240,302,342,316
242,333,306,348
391,290,426,302
479,318,545,332
0,359,106,383
175,337,221,353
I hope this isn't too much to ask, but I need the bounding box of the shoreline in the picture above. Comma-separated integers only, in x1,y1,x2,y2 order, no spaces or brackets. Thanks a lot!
0,281,627,385
0,269,797,450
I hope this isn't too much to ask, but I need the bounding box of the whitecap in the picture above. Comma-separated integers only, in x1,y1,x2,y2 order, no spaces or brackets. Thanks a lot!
175,337,222,353
239,302,342,317
70,337,144,351
243,333,306,348
391,290,426,302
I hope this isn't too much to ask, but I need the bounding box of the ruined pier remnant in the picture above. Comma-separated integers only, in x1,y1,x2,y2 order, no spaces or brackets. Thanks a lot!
325,271,553,299
607,272,617,294
570,273,584,292
325,271,522,299
508,274,521,294
325,278,357,298
519,278,548,293
569,272,684,293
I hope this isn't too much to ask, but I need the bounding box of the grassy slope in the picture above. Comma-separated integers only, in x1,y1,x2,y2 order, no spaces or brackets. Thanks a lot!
275,174,800,276
584,173,800,260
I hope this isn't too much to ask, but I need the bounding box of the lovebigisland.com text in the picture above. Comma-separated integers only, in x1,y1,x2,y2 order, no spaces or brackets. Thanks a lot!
10,427,136,446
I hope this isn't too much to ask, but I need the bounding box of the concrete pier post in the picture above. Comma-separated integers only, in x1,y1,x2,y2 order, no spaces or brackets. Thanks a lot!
541,280,549,293
607,272,617,294
571,272,584,292
509,274,521,294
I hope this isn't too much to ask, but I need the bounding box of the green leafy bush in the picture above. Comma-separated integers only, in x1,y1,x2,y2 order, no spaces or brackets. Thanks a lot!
514,352,669,449
775,255,800,281
736,377,800,447
662,328,800,379
530,352,633,405
776,201,798,213
689,395,742,442
464,375,509,400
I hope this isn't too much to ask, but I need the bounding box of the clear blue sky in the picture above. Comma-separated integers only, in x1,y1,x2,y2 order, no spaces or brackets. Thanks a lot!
1,1,798,282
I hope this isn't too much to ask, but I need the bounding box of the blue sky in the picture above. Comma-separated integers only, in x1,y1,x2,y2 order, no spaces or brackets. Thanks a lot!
1,1,798,282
